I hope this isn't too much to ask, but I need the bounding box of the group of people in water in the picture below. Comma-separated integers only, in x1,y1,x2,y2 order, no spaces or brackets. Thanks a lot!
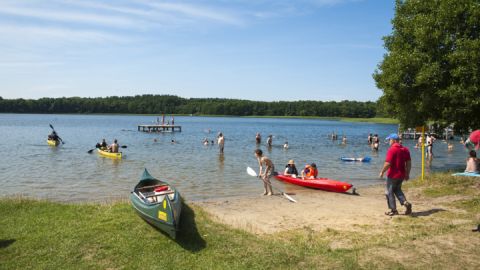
256,133,289,149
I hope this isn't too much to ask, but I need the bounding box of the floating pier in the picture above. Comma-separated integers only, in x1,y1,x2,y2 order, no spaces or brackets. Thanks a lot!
138,124,182,133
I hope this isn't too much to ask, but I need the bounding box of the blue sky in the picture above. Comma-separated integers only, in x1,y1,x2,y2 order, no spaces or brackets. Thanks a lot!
0,0,394,101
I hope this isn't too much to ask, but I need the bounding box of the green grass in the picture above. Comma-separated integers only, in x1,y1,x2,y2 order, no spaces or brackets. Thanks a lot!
1,173,479,269
241,115,398,124
337,117,399,124
0,198,359,269
409,172,477,197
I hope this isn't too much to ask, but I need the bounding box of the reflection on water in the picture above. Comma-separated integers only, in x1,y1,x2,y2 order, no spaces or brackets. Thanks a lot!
0,114,470,202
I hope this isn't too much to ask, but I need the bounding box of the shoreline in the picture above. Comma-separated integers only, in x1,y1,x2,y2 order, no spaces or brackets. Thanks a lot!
0,112,398,124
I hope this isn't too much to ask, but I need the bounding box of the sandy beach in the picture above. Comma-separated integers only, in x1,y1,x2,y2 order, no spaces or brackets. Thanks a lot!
194,183,466,235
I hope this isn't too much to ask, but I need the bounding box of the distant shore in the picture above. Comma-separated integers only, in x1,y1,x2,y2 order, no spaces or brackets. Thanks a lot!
0,112,398,124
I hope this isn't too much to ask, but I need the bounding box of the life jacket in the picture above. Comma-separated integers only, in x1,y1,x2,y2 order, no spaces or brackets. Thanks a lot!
304,165,318,178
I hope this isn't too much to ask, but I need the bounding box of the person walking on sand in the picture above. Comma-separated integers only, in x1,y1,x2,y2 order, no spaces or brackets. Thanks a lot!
218,132,225,154
254,149,274,196
379,133,412,216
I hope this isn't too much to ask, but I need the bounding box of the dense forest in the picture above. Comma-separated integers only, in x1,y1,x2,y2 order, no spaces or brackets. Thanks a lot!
0,95,378,118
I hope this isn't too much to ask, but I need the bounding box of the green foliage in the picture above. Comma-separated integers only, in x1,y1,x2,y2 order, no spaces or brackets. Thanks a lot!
374,0,480,132
0,95,379,118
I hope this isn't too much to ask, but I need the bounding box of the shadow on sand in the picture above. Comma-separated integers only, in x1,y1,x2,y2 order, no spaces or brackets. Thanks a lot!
0,239,16,249
411,208,446,217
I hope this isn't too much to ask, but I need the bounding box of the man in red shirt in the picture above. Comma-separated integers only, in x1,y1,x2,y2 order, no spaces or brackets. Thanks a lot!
379,133,412,216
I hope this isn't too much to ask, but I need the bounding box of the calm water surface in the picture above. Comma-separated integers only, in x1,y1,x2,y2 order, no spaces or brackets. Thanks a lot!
0,114,468,202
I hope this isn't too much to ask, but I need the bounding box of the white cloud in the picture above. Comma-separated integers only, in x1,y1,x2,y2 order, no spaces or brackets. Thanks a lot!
0,24,126,43
141,1,245,26
0,2,140,29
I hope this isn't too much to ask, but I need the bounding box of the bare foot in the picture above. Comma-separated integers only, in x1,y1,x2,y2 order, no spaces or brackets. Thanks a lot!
266,192,272,196
261,191,267,196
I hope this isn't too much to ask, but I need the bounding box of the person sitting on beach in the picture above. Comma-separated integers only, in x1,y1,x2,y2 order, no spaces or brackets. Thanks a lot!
284,160,298,178
301,163,318,180
108,139,119,153
465,150,479,173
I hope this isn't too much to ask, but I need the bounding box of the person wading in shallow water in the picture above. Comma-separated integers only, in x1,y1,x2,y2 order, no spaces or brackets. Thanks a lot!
217,132,225,154
379,133,412,216
255,133,261,144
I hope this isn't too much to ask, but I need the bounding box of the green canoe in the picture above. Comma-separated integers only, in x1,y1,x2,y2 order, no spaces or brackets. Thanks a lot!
130,169,182,239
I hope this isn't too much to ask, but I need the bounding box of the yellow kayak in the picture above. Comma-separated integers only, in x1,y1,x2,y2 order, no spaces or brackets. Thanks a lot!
47,139,60,146
97,148,122,159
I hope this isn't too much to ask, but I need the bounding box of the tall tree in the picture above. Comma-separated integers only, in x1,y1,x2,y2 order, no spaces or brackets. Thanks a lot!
374,0,480,132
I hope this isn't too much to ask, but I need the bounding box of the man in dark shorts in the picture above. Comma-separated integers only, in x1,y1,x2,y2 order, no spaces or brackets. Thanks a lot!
379,133,412,216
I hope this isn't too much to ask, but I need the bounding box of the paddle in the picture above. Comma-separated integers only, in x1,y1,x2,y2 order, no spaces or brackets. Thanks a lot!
87,145,127,154
49,124,65,144
246,167,297,203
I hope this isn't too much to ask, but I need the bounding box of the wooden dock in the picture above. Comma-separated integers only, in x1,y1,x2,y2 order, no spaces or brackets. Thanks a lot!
138,124,182,133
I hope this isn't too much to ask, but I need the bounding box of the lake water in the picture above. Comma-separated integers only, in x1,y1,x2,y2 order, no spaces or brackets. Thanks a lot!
0,114,468,202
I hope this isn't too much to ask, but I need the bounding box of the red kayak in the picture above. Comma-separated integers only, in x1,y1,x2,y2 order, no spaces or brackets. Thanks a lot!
274,174,353,193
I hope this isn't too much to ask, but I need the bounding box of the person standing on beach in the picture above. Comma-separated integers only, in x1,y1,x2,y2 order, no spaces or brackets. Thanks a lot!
254,149,274,196
379,133,412,216
218,132,225,154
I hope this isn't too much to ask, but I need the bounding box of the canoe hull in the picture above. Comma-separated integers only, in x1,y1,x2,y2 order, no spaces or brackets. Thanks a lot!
97,148,122,159
130,169,182,239
274,174,353,193
47,139,60,146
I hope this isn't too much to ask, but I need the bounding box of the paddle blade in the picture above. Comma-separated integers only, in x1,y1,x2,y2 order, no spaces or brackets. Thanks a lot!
121,145,127,148
246,167,257,177
87,149,94,154
282,193,297,203
362,157,371,162
49,124,54,130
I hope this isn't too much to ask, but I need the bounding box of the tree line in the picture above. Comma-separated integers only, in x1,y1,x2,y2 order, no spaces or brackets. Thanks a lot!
0,95,378,118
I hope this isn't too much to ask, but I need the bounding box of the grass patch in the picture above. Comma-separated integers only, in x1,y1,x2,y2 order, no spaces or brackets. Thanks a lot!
451,198,480,213
0,198,360,269
409,172,477,198
338,117,399,124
